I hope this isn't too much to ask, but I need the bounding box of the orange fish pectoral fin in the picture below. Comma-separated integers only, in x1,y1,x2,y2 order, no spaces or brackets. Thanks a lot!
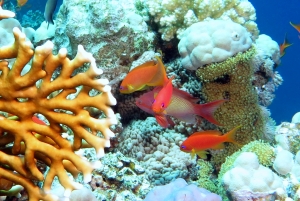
135,84,148,92
155,114,169,128
190,149,196,159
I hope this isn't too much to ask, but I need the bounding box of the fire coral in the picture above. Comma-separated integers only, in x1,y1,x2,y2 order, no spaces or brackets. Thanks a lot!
0,27,117,200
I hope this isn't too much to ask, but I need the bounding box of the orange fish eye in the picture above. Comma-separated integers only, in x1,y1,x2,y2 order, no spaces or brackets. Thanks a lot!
161,103,165,108
180,145,186,150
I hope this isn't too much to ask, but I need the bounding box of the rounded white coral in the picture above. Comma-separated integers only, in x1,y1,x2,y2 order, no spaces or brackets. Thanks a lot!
178,19,252,70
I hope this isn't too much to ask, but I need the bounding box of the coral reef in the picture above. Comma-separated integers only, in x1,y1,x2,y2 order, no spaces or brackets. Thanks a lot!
223,152,285,201
216,140,279,200
144,178,222,201
52,0,155,81
252,34,282,107
275,121,300,154
116,117,197,185
196,46,266,166
0,22,117,201
72,151,151,200
196,159,218,193
144,0,258,41
178,20,252,70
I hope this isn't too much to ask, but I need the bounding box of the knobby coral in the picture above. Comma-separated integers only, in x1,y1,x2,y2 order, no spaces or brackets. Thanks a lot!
0,27,117,200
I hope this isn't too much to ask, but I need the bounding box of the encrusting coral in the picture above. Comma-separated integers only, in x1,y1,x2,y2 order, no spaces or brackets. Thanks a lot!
196,46,266,166
0,22,117,201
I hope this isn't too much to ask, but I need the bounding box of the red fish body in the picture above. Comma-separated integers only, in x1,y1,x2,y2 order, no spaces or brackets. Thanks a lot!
136,86,225,127
119,57,168,94
151,76,174,127
180,126,241,159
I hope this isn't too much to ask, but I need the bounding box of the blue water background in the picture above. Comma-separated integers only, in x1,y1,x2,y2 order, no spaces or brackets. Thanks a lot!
251,0,300,123
14,0,62,19
16,0,300,124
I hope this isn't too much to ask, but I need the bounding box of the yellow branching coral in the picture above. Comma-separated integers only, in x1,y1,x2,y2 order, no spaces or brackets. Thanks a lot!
0,27,117,200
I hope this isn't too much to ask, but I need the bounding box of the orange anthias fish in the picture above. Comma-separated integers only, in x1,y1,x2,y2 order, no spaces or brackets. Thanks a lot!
32,116,47,125
136,86,225,128
279,33,292,57
119,56,168,94
290,21,300,35
16,0,28,7
180,125,241,159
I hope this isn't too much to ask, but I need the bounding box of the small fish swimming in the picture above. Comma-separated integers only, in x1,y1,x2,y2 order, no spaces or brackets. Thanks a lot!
290,21,300,36
32,116,47,125
279,33,292,57
44,0,58,28
180,125,241,159
119,57,168,94
16,0,27,8
136,86,225,127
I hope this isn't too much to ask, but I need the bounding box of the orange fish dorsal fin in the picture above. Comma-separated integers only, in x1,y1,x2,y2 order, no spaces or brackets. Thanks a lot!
190,130,222,137
147,56,168,86
130,60,156,72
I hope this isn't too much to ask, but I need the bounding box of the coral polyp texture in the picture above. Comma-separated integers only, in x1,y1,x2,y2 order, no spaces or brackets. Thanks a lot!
0,27,117,200
145,0,258,41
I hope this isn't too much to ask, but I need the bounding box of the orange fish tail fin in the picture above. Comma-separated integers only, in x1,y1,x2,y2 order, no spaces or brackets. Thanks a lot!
195,99,226,125
224,125,242,145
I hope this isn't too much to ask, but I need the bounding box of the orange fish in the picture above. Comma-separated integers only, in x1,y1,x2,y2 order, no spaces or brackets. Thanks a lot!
279,33,292,57
32,116,47,125
119,57,168,94
0,0,4,6
17,0,28,7
136,86,225,128
290,21,300,33
180,125,241,159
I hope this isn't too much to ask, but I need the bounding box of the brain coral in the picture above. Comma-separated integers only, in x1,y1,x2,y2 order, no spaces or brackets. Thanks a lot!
178,20,252,70
145,0,258,41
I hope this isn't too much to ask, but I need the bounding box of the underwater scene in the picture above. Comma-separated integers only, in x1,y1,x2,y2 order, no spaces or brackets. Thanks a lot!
0,0,300,200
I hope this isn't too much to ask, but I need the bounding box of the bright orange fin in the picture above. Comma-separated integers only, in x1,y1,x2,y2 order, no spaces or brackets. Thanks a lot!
224,125,242,145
